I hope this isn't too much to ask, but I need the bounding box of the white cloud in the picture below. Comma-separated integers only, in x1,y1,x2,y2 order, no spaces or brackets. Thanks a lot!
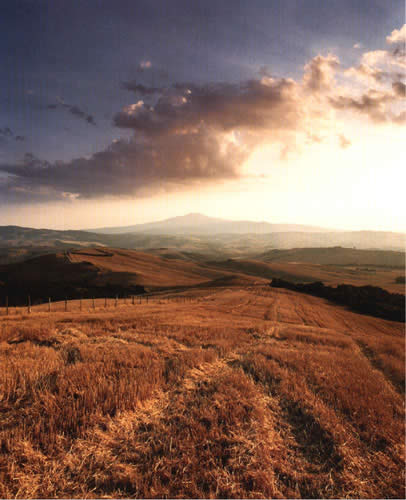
361,50,388,67
386,24,406,44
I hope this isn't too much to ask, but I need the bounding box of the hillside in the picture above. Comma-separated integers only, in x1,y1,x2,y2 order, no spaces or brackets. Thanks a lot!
212,256,405,294
66,247,259,288
258,246,405,267
255,231,406,251
0,286,404,498
0,248,265,305
0,224,405,266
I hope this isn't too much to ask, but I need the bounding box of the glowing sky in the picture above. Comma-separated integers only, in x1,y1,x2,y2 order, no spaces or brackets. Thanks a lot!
0,1,405,231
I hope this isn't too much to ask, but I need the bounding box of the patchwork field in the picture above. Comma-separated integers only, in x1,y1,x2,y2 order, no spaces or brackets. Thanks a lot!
0,285,404,498
214,247,405,294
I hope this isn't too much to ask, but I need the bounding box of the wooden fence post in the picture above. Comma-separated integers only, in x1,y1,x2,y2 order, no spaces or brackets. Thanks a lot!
48,297,51,312
115,295,118,307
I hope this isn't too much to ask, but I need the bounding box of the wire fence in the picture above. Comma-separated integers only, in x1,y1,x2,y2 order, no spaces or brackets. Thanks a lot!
0,293,194,316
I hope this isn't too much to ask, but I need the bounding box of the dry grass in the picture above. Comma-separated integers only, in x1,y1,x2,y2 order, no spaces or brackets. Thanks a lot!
67,247,266,289
220,258,405,293
0,287,404,498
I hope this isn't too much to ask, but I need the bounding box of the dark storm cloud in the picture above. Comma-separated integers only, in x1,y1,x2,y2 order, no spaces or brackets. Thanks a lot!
47,100,96,125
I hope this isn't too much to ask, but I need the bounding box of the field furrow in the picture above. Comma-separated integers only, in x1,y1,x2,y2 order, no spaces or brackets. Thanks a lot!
0,286,404,498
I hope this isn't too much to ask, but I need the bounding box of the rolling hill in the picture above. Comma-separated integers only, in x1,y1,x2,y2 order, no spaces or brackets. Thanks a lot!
212,246,405,293
0,247,266,306
0,218,405,267
66,247,258,288
257,246,405,267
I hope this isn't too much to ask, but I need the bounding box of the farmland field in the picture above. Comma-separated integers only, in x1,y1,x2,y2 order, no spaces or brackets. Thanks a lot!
0,285,404,498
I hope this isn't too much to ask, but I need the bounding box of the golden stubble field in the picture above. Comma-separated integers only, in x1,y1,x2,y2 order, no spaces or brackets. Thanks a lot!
0,286,404,498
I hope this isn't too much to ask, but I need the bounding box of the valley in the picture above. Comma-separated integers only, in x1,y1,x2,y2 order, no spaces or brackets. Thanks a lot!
0,216,404,498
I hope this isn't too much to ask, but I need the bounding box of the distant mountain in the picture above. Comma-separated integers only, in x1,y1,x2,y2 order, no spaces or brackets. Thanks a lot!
89,213,334,235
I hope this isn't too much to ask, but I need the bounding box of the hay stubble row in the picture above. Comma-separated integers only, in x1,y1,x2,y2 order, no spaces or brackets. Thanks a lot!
0,286,404,498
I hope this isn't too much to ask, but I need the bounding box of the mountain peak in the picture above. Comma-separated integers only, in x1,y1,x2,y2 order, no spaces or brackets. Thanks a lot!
165,213,219,225
88,213,338,235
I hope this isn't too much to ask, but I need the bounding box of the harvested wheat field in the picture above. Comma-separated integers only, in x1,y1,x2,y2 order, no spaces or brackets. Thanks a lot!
0,286,404,498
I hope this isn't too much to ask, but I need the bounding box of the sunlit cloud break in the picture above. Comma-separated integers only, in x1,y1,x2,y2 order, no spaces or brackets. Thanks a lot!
0,24,405,205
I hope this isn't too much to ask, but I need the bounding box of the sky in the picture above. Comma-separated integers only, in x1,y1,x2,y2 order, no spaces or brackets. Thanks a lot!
0,0,405,231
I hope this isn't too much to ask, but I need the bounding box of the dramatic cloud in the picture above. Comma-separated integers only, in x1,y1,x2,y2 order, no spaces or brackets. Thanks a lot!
114,78,302,137
47,99,96,125
1,77,304,203
0,131,244,203
1,25,405,205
